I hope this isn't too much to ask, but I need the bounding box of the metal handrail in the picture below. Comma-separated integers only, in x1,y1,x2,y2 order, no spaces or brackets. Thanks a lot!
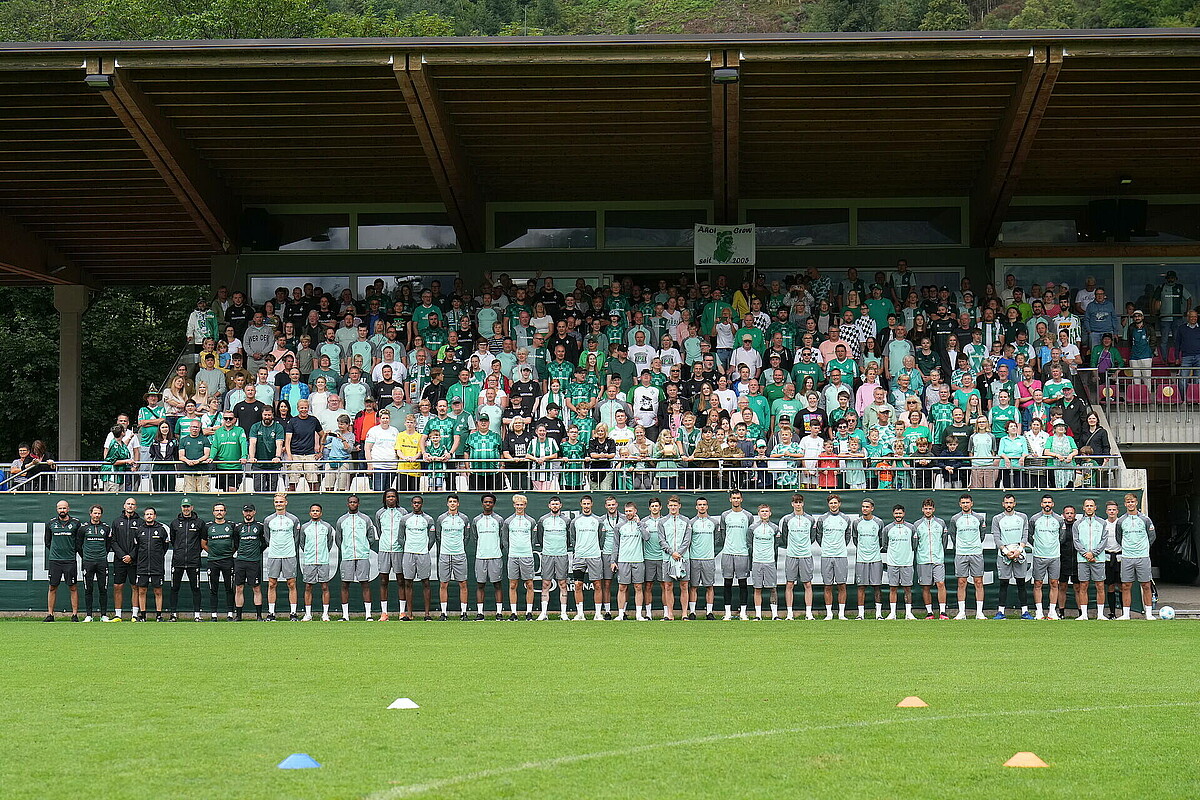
3,455,1131,493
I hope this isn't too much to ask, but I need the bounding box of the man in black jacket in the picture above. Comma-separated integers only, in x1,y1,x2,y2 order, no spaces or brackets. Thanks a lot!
233,504,268,621
168,499,206,622
133,507,171,622
108,497,139,621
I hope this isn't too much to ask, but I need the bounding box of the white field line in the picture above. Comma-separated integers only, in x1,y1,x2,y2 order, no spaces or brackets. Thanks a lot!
367,700,1200,799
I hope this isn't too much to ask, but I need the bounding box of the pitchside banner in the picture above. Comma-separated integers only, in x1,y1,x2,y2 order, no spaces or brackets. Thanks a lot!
0,489,1138,611
694,223,755,266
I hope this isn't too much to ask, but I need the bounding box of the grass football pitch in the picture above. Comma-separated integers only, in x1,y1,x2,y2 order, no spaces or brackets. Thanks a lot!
3,617,1198,799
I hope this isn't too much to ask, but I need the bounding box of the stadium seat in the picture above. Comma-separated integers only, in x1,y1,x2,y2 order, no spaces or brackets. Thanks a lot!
1125,383,1151,405
1186,384,1200,405
1156,384,1181,405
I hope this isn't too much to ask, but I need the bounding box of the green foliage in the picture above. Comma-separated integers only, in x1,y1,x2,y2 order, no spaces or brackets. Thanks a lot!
919,0,971,28
0,286,202,460
1007,0,1076,27
876,0,929,30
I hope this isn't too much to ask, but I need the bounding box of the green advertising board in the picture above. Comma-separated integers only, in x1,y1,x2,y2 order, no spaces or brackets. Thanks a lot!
3,488,1140,612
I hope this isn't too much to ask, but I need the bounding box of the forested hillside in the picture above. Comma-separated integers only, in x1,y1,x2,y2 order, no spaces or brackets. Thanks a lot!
1,0,1195,41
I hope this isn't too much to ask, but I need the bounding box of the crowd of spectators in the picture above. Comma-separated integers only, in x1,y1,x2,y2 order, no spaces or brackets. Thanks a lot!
59,264,1193,494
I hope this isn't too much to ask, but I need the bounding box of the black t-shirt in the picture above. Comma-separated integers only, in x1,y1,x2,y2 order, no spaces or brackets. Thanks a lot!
232,400,266,433
547,335,579,362
503,431,533,459
680,378,708,403
225,304,252,338
535,416,567,444
284,415,323,456
510,380,541,413
372,380,402,406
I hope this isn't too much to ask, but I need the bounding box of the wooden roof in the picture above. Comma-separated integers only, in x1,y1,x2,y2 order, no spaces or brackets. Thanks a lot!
0,30,1197,285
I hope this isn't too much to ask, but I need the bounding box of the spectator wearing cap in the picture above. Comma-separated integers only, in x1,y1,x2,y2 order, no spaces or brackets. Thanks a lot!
1059,384,1089,435
1088,332,1125,375
1125,309,1156,384
1155,269,1193,359
1044,420,1078,488
730,333,763,376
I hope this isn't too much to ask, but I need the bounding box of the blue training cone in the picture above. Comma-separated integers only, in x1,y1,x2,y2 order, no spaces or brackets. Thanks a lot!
278,753,321,770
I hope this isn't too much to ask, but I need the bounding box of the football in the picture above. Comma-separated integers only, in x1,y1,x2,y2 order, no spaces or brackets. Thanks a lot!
1159,606,1176,620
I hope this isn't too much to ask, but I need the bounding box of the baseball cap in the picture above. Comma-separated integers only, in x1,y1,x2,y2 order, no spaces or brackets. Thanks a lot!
1167,270,1178,278
451,396,463,404
1063,384,1074,391
755,439,767,448
242,503,256,512
180,498,192,507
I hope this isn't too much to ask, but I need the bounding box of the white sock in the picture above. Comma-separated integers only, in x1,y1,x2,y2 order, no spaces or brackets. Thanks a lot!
268,602,276,614
905,603,912,614
290,602,297,614
132,606,139,616
926,604,933,615
858,605,865,617
890,601,897,614
1036,603,1043,616
398,600,407,614
381,601,388,614
688,601,696,613
1049,603,1057,613
115,608,122,618
958,600,965,613
603,603,611,612
976,600,984,615
305,605,312,615
341,603,349,617
706,602,713,613
322,604,329,614
838,603,846,616
939,603,945,614
477,602,485,613
363,601,372,616
725,604,732,614
1021,605,1028,614
998,606,1006,615
770,603,777,615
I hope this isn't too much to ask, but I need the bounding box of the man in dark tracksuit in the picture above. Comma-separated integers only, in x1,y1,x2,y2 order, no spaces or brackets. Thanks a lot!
109,497,140,621
133,507,171,622
232,503,268,621
201,501,238,620
168,498,206,621
81,505,113,622
45,500,83,622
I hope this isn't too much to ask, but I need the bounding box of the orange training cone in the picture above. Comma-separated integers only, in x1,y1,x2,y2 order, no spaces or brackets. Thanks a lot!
896,696,928,707
1004,752,1049,768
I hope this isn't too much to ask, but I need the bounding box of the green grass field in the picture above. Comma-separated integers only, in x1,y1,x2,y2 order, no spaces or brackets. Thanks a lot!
3,618,1198,799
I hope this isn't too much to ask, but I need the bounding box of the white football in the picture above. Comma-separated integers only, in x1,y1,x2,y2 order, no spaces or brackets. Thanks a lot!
1158,606,1175,620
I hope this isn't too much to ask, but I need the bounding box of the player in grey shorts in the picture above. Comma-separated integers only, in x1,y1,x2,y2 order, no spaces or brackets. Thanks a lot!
751,562,777,589
508,556,535,581
341,557,370,582
821,556,848,585
476,557,503,584
265,556,297,580
402,552,432,581
785,556,814,584
692,558,716,587
439,553,467,580
889,565,914,588
541,554,570,583
916,563,945,585
1032,557,1060,582
955,554,984,578
617,561,645,585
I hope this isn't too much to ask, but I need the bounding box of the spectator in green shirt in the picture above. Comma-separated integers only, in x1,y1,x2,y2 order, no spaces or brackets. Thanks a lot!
249,407,286,493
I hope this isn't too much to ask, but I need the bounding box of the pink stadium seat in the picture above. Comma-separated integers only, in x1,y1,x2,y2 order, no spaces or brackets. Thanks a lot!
1156,384,1181,405
1125,383,1151,405
1118,346,1131,361
1098,384,1118,405
1186,384,1200,404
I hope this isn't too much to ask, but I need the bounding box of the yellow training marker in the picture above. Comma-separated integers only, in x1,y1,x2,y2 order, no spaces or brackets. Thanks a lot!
896,696,928,707
1004,752,1049,768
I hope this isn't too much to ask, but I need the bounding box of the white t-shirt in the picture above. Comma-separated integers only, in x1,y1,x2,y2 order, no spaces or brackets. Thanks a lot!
657,347,682,375
730,346,763,375
530,315,554,336
631,386,660,428
799,435,826,469
627,344,657,373
372,360,407,383
365,424,399,468
714,389,737,412
1075,288,1096,312
714,322,735,350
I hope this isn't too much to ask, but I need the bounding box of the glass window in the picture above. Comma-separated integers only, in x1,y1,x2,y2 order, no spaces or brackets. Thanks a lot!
1122,264,1200,317
603,209,706,248
249,276,350,305
857,207,962,246
746,208,850,246
358,213,458,251
354,275,460,299
1000,205,1086,244
494,211,596,249
997,264,1116,306
1139,204,1200,243
241,211,350,251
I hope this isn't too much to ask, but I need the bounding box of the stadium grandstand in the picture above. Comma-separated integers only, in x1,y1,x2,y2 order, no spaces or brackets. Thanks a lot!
0,29,1198,620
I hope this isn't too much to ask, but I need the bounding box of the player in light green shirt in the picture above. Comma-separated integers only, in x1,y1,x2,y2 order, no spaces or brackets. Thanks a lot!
470,494,506,619
436,494,472,621
570,495,605,620
502,495,538,620
536,497,572,620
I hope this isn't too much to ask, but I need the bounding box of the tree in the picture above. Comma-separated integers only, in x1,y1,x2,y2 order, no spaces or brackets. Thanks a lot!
919,0,970,28
1097,0,1159,26
1008,0,1077,27
877,0,929,30
0,286,204,459
802,0,883,31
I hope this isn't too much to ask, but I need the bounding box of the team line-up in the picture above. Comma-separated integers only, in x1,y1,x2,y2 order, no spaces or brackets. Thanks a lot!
43,490,1156,624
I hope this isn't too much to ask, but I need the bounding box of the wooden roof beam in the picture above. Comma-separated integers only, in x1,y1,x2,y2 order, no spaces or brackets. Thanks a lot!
970,45,1064,247
89,57,238,253
395,54,486,253
711,50,739,224
0,213,101,288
